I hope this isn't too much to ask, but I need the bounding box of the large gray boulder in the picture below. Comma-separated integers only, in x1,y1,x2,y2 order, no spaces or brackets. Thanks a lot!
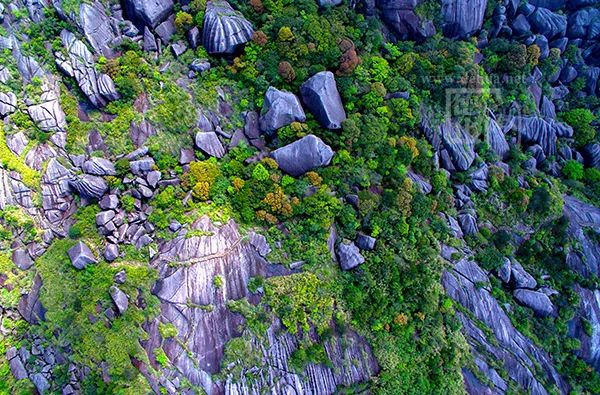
513,289,555,317
271,134,334,176
442,0,487,39
68,241,98,270
195,131,226,158
563,195,600,277
123,0,173,28
259,87,306,133
202,0,254,54
337,241,365,270
110,286,129,315
510,116,572,157
528,7,567,39
300,71,346,129
486,117,509,159
511,261,537,289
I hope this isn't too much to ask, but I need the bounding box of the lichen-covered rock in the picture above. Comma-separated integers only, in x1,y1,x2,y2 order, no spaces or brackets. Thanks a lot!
442,0,487,38
337,241,365,270
271,134,334,176
514,289,555,317
123,0,173,28
300,71,346,129
259,87,306,133
202,0,254,54
68,241,98,270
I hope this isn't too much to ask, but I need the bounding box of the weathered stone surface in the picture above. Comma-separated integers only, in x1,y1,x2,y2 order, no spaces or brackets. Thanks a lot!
514,289,555,317
510,116,572,156
59,30,119,107
377,0,435,41
300,71,346,129
26,79,67,132
143,27,158,52
407,170,432,194
104,244,119,262
0,91,17,117
442,0,487,38
82,157,116,176
69,175,108,199
583,143,600,168
563,195,600,277
259,87,306,133
195,131,225,158
123,0,173,28
17,275,45,324
78,2,117,55
110,286,128,315
497,257,511,283
511,261,537,289
458,212,478,236
356,233,376,251
569,285,600,371
486,117,509,159
271,134,334,176
68,241,97,270
437,119,475,171
130,158,156,175
12,249,33,270
528,7,567,39
202,0,254,54
155,15,176,42
337,241,365,270
31,373,50,394
6,132,29,156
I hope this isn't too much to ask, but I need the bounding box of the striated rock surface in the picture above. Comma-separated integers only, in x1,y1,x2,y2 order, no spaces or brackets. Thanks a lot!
486,117,509,159
511,116,572,156
569,285,600,371
440,119,475,171
271,134,334,176
26,78,67,132
563,195,600,277
123,0,173,28
69,175,108,200
528,7,567,39
202,0,254,54
442,0,487,38
300,71,346,129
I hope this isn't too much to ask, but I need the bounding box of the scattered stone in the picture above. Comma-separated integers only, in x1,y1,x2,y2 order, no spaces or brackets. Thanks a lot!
114,270,127,284
190,58,211,73
271,134,334,176
109,286,129,315
300,71,346,129
68,241,97,270
99,195,119,210
96,210,116,226
0,91,17,117
171,41,187,57
130,158,156,175
511,261,537,289
498,257,511,283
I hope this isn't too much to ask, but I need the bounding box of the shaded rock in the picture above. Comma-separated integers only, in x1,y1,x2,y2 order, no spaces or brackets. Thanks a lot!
458,212,478,236
259,87,306,133
511,14,531,35
99,194,119,210
18,275,45,324
407,170,432,194
248,232,271,257
143,27,158,52
69,175,108,199
171,41,187,57
123,0,173,28
195,131,225,158
528,7,567,39
563,195,600,277
68,241,98,269
82,157,116,176
5,132,28,157
78,2,118,56
569,285,600,371
130,120,156,148
96,210,115,226
514,289,554,317
337,241,365,270
202,0,254,54
31,373,50,394
376,0,435,41
300,71,346,129
560,65,578,83
271,134,334,176
511,261,537,289
155,15,176,42
190,58,211,73
583,143,600,168
497,257,511,283
8,353,27,380
130,158,156,175
110,286,129,314
188,26,200,49
356,233,376,251
540,96,556,119
442,0,487,38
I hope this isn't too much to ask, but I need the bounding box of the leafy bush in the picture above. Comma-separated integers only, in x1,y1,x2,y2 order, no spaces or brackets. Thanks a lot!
562,160,584,181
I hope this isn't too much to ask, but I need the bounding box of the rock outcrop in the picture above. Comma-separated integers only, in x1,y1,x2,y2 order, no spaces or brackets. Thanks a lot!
202,0,254,54
26,79,67,132
259,87,306,133
123,0,173,28
442,0,487,38
271,134,334,176
510,116,573,156
376,0,435,41
337,240,365,270
563,195,600,277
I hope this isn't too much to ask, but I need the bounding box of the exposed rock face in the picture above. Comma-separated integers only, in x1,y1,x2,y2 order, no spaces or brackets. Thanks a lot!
511,261,537,289
442,255,568,394
442,0,487,38
147,217,377,393
356,233,376,251
510,116,573,156
123,0,173,28
78,2,117,55
17,274,45,324
408,170,432,194
68,241,98,270
486,117,509,159
376,0,435,41
569,285,600,371
259,87,306,133
513,289,555,317
42,158,75,228
26,79,67,132
271,134,334,176
563,195,600,277
439,119,475,171
202,0,254,54
109,286,129,315
82,157,116,176
58,30,119,108
337,241,365,270
0,91,17,117
300,71,346,129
